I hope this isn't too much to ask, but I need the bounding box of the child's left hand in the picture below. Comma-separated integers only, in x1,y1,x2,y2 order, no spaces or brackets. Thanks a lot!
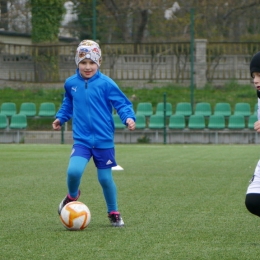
126,118,135,131
254,120,260,132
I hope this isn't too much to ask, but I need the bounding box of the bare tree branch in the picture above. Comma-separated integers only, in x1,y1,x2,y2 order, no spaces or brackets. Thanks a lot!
223,1,259,20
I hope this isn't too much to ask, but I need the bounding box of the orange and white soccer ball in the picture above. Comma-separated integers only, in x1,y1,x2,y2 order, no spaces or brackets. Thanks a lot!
60,201,91,231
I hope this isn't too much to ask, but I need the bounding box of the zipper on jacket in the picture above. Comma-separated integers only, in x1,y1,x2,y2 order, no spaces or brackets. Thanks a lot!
85,79,95,147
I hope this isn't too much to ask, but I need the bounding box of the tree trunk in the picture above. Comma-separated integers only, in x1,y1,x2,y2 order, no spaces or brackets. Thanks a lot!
135,9,148,44
0,0,8,30
101,0,130,42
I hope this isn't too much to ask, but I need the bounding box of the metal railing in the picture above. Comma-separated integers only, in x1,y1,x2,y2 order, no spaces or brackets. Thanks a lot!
0,41,256,83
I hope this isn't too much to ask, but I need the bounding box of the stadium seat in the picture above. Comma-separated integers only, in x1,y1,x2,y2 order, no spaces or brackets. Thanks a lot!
234,103,251,117
9,114,27,143
248,114,258,129
208,115,225,130
38,102,56,117
214,103,231,117
136,102,153,117
228,115,245,129
194,102,212,117
188,115,205,129
19,102,37,117
0,114,8,129
0,102,16,117
113,114,125,129
175,102,192,117
135,114,146,129
168,114,185,130
9,114,27,129
155,102,172,117
148,115,164,129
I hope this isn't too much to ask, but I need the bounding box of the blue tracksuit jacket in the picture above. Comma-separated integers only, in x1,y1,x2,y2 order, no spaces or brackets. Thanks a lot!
56,69,136,149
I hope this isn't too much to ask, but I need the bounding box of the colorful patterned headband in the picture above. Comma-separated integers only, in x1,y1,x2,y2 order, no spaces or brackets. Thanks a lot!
75,40,102,67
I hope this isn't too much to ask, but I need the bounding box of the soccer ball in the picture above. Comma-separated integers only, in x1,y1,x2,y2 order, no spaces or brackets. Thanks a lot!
60,201,91,231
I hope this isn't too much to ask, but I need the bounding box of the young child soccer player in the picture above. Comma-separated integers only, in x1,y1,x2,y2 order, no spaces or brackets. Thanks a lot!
52,40,136,227
245,51,260,217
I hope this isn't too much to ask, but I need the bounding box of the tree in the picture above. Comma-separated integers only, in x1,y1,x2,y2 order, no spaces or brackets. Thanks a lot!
185,0,260,41
29,0,66,82
68,0,93,40
100,0,173,43
30,0,66,43
0,0,8,30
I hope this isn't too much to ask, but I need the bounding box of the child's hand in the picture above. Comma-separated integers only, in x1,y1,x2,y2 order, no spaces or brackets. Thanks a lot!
254,120,260,132
52,119,61,131
126,118,135,131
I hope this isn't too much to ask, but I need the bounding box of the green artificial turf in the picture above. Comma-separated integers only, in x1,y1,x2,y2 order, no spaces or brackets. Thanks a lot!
1,144,260,259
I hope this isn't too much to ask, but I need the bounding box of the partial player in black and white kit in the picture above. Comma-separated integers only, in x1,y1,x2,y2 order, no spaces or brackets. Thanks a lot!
245,51,260,217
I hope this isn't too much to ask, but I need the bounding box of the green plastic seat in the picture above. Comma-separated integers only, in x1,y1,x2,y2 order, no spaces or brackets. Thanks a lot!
135,114,146,129
148,115,164,129
19,102,37,117
136,102,153,117
234,103,251,117
194,102,212,117
9,114,27,129
38,102,56,117
208,115,225,130
113,114,125,129
155,102,172,117
175,102,192,117
168,114,185,130
188,115,205,129
248,114,258,129
214,103,231,117
1,102,16,117
0,114,8,129
228,115,245,129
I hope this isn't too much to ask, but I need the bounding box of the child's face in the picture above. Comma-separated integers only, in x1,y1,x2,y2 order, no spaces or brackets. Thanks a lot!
79,59,99,79
253,72,260,90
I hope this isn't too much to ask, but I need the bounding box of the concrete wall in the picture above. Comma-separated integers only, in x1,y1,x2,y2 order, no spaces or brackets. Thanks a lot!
0,129,258,144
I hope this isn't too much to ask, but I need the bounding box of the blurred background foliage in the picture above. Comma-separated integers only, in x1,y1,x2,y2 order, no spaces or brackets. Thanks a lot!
1,0,260,44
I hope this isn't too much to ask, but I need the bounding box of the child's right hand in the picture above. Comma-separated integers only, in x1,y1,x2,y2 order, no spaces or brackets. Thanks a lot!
52,119,61,131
